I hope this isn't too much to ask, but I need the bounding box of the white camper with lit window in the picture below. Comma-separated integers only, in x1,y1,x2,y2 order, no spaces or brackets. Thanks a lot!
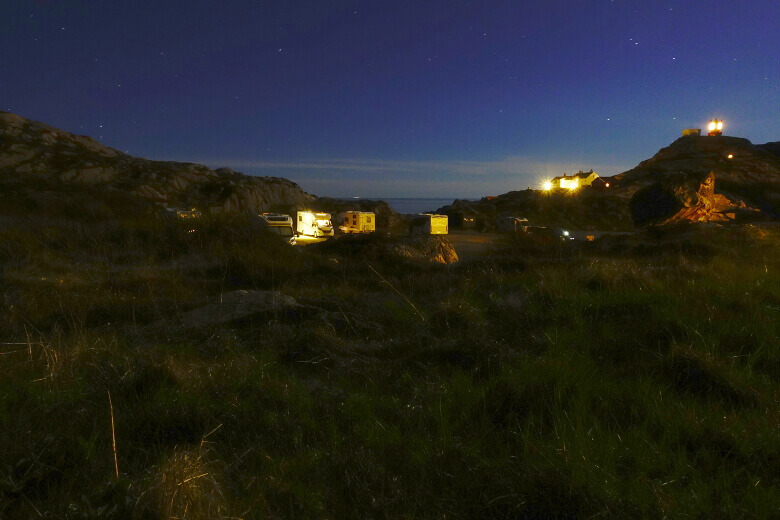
258,213,296,244
338,211,376,234
296,211,334,237
410,214,448,235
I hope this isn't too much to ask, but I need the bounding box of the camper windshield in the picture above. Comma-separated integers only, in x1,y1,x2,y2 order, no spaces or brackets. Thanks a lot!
316,219,332,227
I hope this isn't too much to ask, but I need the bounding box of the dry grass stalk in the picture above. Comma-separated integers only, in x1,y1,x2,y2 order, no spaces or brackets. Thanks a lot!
368,264,425,321
108,390,119,479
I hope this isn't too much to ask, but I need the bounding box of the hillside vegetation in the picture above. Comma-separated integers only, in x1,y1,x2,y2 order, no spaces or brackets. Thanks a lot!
1,204,777,519
0,111,313,214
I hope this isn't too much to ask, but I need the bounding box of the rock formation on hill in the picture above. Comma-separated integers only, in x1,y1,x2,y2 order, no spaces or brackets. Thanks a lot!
437,134,779,230
0,111,314,214
617,135,779,226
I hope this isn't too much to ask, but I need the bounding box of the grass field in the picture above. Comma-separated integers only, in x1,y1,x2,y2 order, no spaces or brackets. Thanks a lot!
0,209,777,519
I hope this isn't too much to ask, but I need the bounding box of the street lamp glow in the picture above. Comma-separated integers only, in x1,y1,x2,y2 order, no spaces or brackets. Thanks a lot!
542,180,553,191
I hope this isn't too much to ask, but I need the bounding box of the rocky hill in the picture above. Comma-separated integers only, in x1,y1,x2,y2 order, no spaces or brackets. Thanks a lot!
437,134,780,230
0,111,314,214
617,135,780,225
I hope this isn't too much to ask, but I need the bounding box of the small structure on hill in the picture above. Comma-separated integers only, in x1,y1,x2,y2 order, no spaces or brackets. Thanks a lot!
682,128,701,137
547,170,605,190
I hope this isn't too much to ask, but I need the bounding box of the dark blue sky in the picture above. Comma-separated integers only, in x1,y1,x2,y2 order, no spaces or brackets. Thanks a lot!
2,0,778,197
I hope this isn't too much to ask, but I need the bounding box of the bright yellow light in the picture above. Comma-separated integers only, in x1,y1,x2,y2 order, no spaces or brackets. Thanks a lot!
717,121,723,130
560,177,579,190
605,182,610,187
542,181,553,191
708,121,716,132
727,154,733,159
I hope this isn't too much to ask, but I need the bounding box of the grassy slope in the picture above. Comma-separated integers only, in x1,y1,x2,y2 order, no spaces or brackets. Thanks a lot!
0,208,777,519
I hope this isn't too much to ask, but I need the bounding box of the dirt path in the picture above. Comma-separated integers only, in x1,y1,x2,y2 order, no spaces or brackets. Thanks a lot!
446,232,508,261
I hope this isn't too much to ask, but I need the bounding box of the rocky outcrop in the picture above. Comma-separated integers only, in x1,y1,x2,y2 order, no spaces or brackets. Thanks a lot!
629,171,750,226
620,136,780,186
617,135,779,225
0,111,314,213
392,235,459,264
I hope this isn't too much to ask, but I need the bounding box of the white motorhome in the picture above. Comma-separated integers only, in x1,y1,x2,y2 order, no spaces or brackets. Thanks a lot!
410,214,448,235
258,213,296,244
338,211,375,234
296,211,334,237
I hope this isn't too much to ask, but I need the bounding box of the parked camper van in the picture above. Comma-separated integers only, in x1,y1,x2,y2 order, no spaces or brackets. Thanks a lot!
296,211,334,237
338,211,375,234
410,214,448,235
259,213,296,244
495,216,529,233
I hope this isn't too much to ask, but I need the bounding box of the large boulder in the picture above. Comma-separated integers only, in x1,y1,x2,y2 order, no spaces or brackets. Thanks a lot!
392,235,459,264
629,171,746,226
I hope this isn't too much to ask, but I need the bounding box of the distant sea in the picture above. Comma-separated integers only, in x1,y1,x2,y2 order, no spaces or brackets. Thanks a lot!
370,197,469,215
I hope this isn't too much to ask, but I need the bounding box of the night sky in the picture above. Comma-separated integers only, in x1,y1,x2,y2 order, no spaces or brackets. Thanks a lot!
2,0,778,197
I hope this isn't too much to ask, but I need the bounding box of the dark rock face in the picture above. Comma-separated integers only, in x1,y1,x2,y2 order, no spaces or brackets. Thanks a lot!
631,185,679,227
758,141,780,157
0,111,315,214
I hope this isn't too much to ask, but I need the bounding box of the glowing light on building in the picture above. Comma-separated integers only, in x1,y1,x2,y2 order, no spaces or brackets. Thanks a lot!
559,177,579,190
542,180,553,191
707,119,724,136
